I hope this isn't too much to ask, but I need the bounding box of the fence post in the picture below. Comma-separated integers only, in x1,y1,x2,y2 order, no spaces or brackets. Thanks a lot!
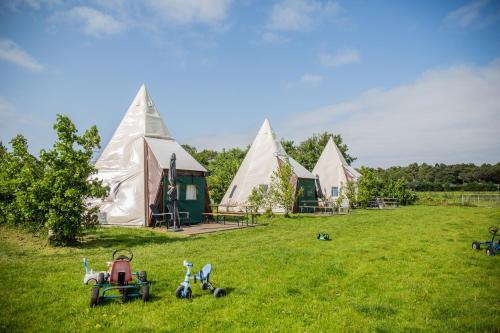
461,194,464,206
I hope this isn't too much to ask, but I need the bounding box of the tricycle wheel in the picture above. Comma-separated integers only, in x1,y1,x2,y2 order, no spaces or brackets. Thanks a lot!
97,272,105,284
213,288,226,298
121,288,127,303
471,241,481,250
139,271,147,282
486,247,495,256
175,286,192,299
201,282,209,290
141,284,150,301
90,286,99,307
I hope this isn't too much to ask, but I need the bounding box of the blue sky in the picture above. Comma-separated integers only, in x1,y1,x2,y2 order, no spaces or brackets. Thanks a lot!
0,0,499,167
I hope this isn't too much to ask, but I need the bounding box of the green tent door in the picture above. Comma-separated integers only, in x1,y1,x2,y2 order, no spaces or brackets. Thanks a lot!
164,174,207,224
297,178,318,207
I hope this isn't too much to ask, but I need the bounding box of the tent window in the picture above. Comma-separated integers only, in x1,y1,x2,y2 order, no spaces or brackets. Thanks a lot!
186,185,197,200
331,187,339,197
229,185,237,198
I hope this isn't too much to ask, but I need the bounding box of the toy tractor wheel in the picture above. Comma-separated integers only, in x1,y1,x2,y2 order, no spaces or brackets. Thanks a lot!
90,286,99,307
175,286,192,299
486,247,495,256
201,282,209,290
97,272,105,284
213,288,226,298
139,271,147,282
471,242,481,250
141,284,150,302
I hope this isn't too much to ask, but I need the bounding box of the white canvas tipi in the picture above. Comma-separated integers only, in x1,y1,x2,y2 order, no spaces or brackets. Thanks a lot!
220,119,315,212
312,136,361,199
95,84,207,226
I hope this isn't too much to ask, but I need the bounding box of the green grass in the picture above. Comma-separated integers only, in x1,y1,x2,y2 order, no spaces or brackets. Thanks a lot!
1,206,500,332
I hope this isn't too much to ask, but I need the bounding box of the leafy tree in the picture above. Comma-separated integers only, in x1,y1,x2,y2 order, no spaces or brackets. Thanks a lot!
181,144,218,169
0,135,44,228
38,115,107,244
206,148,246,204
357,167,381,207
343,180,358,209
382,178,417,205
268,158,301,217
247,185,273,214
281,132,356,171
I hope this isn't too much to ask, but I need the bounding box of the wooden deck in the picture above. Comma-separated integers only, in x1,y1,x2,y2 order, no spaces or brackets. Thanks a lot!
155,222,257,235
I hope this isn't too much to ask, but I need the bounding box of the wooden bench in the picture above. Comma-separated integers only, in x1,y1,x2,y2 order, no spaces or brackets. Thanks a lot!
202,212,247,226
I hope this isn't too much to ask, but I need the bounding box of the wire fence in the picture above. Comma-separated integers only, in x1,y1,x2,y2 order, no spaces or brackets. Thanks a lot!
416,192,500,208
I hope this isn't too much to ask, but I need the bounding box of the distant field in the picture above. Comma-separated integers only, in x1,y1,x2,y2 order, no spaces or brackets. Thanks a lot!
416,191,500,208
1,206,499,332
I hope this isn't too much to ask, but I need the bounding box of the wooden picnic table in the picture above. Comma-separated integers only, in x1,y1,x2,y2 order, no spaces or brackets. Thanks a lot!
367,198,399,209
299,205,335,215
205,204,258,226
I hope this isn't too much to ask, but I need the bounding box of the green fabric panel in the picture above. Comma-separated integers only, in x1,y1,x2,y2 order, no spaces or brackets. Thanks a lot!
164,175,207,224
297,178,318,206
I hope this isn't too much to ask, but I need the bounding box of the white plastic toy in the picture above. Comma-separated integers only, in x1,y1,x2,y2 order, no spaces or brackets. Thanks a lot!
83,258,109,285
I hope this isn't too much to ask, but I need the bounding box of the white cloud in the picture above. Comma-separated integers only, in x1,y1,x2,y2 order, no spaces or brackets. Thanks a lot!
282,58,500,167
55,6,125,37
261,31,286,43
0,39,44,72
267,0,339,31
444,0,500,28
319,48,360,68
145,0,231,25
301,74,323,84
1,0,61,11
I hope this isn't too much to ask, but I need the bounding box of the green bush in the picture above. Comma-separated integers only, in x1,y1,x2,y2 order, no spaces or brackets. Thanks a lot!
357,168,416,206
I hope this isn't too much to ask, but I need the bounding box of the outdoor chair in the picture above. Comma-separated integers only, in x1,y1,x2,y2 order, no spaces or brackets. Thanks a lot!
150,204,171,228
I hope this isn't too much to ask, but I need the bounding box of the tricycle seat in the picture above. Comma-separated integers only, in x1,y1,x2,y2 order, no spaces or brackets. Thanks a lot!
110,260,133,284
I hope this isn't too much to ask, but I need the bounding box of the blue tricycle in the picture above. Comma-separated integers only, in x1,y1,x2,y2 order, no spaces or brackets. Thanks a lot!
84,249,150,307
175,260,226,299
472,227,500,256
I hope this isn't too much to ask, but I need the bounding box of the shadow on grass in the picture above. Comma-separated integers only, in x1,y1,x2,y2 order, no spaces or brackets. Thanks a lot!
77,230,189,249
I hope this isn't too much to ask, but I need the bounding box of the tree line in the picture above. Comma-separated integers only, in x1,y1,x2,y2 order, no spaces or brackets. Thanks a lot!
367,163,500,192
184,132,499,206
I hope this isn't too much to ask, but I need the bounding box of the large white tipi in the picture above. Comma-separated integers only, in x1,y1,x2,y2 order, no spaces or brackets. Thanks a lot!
312,136,361,199
95,85,209,226
220,119,317,212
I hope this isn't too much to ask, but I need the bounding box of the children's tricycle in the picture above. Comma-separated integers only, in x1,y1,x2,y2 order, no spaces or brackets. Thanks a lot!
472,227,500,256
317,232,330,241
83,249,149,307
175,260,226,299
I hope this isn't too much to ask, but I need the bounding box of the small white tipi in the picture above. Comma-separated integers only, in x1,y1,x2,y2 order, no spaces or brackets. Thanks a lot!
95,84,208,226
312,136,361,199
220,119,317,212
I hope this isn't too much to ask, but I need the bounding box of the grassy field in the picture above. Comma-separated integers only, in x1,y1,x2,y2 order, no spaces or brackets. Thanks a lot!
1,206,499,332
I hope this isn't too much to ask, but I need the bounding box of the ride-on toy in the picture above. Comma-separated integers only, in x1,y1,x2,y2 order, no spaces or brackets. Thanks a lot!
317,232,330,240
472,227,500,256
83,249,149,307
176,260,226,299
